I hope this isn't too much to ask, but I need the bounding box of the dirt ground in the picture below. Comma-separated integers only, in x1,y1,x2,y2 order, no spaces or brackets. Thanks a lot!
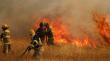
0,38,110,61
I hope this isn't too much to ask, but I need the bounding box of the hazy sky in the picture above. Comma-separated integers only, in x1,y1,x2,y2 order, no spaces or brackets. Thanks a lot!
0,0,110,38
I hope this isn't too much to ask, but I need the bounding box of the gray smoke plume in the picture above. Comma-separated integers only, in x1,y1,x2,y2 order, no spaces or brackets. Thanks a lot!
0,0,110,38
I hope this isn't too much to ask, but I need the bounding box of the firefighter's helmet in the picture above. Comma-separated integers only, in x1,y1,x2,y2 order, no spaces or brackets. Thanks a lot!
39,22,47,27
29,29,35,36
2,24,9,30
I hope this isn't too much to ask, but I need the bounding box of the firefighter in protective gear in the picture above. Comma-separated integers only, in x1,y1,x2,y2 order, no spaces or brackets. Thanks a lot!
24,22,54,59
30,39,43,59
33,22,54,45
25,29,43,59
31,22,54,58
0,24,11,54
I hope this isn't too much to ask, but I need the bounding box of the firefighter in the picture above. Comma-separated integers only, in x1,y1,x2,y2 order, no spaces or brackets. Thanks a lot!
0,24,11,54
32,22,54,58
23,22,54,59
29,29,42,59
33,22,54,45
22,29,43,59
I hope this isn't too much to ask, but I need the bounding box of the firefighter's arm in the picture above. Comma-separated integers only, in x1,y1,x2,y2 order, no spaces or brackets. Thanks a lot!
30,42,35,48
38,38,43,46
47,28,54,45
0,33,3,39
0,33,3,42
30,40,39,48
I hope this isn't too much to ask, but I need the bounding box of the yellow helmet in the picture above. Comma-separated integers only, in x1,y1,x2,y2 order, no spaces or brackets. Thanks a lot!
29,29,35,36
2,24,9,30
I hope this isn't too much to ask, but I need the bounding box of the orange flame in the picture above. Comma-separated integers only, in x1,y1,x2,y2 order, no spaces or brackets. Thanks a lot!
93,12,110,44
32,17,96,48
72,36,96,48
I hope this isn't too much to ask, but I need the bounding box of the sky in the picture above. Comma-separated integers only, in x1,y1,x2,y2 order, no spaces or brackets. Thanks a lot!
0,0,110,38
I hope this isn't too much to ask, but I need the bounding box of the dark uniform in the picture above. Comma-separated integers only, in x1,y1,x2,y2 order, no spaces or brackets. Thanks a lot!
33,22,54,45
30,22,54,59
29,29,42,59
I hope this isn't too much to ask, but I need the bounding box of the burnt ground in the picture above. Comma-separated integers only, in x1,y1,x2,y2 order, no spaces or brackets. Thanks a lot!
0,38,110,61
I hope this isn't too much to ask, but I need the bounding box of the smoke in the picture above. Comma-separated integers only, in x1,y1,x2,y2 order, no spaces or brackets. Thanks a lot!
0,0,110,38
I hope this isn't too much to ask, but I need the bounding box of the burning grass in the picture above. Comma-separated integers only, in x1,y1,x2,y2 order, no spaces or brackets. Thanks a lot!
32,12,110,48
0,12,110,61
32,17,97,48
0,38,110,61
93,12,110,44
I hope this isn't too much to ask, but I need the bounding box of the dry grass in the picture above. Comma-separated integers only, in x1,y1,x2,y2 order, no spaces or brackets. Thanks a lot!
0,38,110,61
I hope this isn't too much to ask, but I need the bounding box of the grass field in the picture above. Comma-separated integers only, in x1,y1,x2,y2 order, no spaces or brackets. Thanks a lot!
0,38,110,61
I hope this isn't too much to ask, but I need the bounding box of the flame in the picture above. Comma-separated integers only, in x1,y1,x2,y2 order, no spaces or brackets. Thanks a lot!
32,17,96,48
72,36,96,48
93,12,110,44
